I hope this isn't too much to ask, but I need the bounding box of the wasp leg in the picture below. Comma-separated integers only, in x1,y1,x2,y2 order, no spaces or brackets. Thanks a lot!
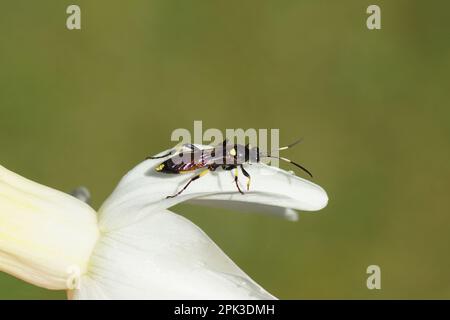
166,169,210,199
209,164,219,171
222,138,229,147
234,167,244,195
219,165,243,194
240,165,251,191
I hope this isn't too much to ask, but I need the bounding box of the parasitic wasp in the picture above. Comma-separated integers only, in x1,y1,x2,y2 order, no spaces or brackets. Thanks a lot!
146,139,312,198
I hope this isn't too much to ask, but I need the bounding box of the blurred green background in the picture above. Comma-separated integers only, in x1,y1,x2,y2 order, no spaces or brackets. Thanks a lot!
1,0,449,299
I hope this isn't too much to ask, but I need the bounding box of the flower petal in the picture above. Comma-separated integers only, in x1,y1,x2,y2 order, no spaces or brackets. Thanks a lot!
188,199,300,221
71,209,275,300
0,165,99,289
99,147,328,230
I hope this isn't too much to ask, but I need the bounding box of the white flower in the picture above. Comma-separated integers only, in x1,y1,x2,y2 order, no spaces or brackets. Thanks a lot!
0,146,328,299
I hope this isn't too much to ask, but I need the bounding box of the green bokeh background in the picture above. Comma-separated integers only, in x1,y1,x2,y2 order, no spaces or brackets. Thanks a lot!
1,1,449,299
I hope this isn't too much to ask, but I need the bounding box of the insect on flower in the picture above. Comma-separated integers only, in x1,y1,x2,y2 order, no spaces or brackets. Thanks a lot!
146,139,313,199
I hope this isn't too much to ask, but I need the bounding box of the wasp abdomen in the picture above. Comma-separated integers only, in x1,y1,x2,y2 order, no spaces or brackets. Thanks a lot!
156,158,201,174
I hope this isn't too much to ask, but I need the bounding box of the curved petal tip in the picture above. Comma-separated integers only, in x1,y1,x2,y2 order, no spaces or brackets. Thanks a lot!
99,147,328,229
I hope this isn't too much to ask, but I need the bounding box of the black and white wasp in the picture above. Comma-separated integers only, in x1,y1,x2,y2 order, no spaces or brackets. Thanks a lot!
147,139,312,199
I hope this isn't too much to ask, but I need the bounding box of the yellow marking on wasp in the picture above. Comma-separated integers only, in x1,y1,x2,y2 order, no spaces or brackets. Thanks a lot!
199,169,210,177
230,148,236,156
155,163,165,171
180,168,209,176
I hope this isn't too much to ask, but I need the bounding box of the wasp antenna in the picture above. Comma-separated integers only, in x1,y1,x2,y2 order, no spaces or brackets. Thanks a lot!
278,138,304,151
262,155,313,178
280,156,313,178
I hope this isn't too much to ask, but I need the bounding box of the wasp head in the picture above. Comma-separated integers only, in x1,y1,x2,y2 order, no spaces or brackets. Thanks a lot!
227,144,260,164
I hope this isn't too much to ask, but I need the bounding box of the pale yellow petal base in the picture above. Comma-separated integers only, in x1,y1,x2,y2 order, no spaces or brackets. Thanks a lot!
0,165,99,290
